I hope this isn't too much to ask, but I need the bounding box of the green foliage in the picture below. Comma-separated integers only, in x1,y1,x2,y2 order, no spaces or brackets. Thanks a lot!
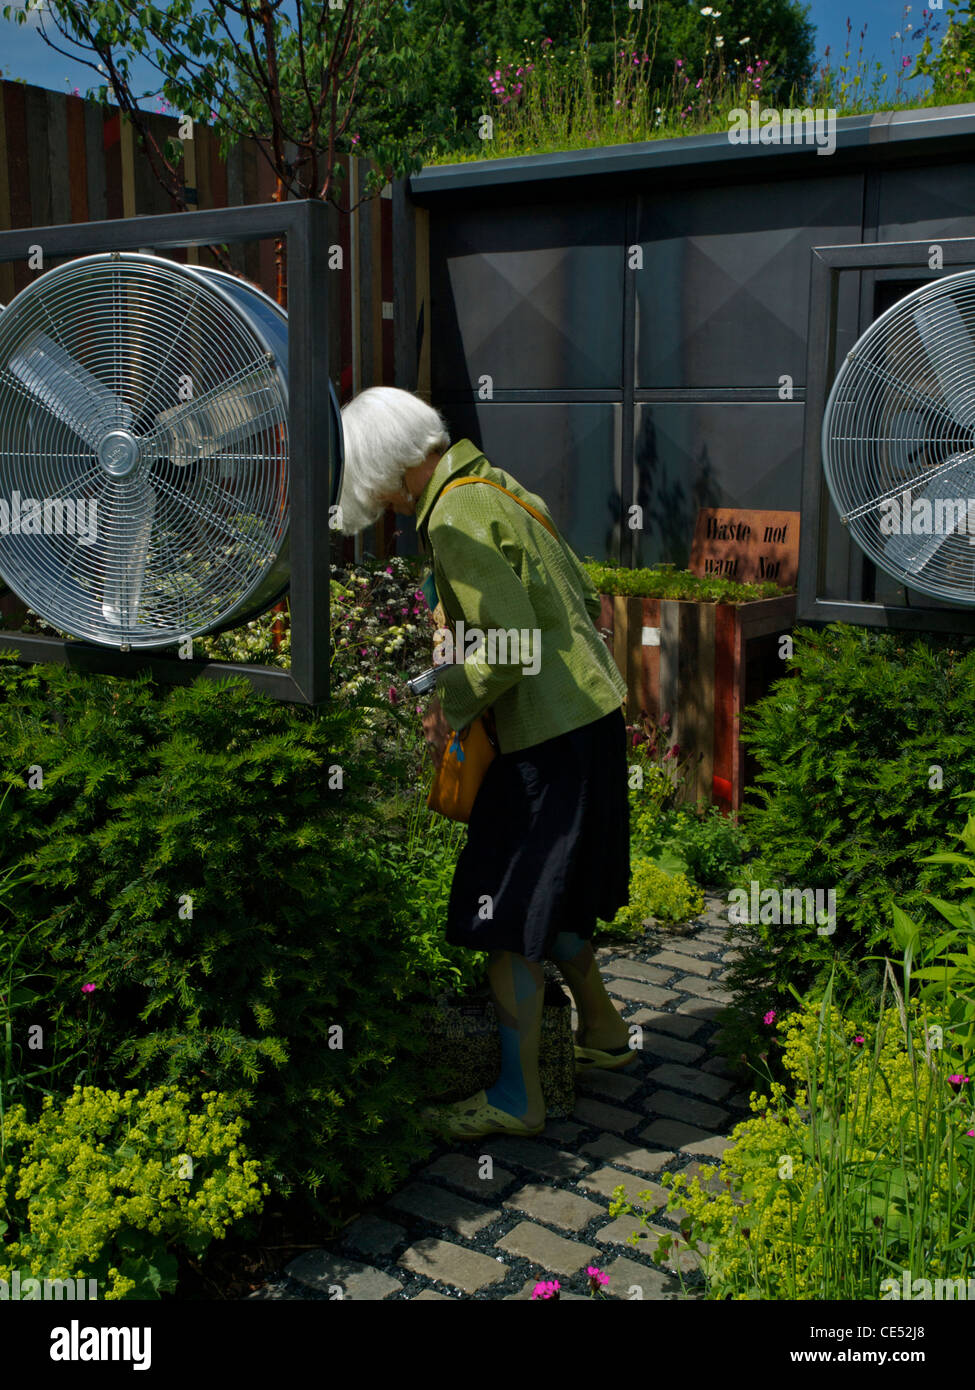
602,856,704,933
911,0,975,104
0,1086,267,1299
0,654,480,1214
639,806,751,891
583,562,786,603
611,977,975,1299
727,624,975,1014
889,799,975,1072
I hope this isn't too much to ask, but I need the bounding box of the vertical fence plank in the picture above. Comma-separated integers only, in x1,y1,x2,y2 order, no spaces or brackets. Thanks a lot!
66,94,89,223
4,84,31,294
103,112,123,221
84,102,107,224
414,203,430,401
46,90,71,232
392,176,417,391
24,86,51,231
712,603,736,813
0,85,15,303
119,113,137,219
694,601,716,804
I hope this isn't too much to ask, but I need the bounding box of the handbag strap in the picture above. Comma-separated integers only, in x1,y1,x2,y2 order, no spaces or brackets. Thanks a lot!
439,476,559,540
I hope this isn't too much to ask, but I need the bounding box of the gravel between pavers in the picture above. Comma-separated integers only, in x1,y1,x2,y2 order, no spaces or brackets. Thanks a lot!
253,898,746,1301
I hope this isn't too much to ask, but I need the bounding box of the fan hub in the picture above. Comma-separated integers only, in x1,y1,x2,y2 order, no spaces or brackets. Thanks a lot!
98,429,140,479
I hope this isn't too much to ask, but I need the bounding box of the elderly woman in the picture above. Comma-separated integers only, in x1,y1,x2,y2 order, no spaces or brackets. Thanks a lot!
338,386,635,1140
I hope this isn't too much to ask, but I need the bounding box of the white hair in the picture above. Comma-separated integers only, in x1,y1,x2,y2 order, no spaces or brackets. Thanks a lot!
337,386,451,535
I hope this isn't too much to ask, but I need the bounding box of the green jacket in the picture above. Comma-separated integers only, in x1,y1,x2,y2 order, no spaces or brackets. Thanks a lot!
415,438,627,754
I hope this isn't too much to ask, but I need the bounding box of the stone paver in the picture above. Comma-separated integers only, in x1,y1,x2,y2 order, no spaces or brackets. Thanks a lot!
602,1254,687,1300
603,959,676,987
383,1181,497,1238
675,975,735,1005
644,1062,737,1102
649,950,720,978
411,1289,455,1300
340,1214,406,1260
650,935,721,958
580,1135,675,1174
644,1088,730,1129
678,1133,736,1159
484,1136,589,1179
286,1251,403,1300
639,1117,716,1149
675,998,726,1022
700,1054,737,1078
422,1152,516,1199
575,1067,642,1101
627,1008,707,1039
574,1094,643,1134
637,1031,706,1064
578,1166,669,1209
495,1221,599,1276
606,979,681,1008
503,1182,603,1231
397,1237,509,1294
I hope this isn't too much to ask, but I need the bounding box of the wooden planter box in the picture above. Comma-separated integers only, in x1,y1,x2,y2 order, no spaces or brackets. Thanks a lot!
597,592,796,813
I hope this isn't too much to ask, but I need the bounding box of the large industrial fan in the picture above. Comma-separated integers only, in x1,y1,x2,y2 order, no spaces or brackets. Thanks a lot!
0,252,341,649
821,269,975,605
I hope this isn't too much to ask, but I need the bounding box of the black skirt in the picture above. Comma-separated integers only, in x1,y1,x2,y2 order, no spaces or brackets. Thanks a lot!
444,706,631,962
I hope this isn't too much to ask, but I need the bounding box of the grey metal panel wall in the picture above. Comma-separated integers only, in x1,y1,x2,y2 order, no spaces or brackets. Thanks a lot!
416,113,975,609
632,402,805,568
875,163,975,243
429,200,626,392
634,173,863,388
437,401,622,563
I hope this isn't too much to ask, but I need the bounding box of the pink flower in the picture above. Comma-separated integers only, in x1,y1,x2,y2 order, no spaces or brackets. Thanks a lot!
385,565,393,574
388,686,398,704
531,1279,560,1299
854,1035,865,1045
902,56,911,67
586,1265,610,1293
948,1074,970,1089
81,983,97,994
763,1010,775,1025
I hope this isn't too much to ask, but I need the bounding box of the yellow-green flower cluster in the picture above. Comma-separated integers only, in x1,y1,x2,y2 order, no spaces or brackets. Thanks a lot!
0,1086,268,1300
612,996,973,1299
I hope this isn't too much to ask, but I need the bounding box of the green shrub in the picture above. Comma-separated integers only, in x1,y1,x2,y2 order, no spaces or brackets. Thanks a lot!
601,856,704,933
0,1085,267,1299
0,655,480,1217
729,624,975,1012
634,805,750,890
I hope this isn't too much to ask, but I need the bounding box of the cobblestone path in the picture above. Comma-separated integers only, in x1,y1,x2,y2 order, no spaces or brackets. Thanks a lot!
250,893,748,1301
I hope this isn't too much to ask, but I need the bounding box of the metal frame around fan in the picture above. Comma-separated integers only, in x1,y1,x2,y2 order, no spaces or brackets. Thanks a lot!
0,200,334,703
799,234,975,635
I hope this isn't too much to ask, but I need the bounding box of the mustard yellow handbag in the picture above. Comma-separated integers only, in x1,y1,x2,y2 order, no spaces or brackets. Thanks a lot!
426,477,558,824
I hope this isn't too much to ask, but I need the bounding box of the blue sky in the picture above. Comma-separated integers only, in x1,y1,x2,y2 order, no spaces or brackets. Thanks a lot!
0,0,940,105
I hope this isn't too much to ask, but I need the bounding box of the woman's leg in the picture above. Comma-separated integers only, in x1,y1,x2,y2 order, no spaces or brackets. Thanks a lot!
548,931,630,1051
483,950,546,1128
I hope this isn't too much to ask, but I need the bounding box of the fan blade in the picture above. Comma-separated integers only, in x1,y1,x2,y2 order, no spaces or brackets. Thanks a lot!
146,368,285,467
7,331,133,452
882,450,975,576
101,479,155,631
913,297,975,431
